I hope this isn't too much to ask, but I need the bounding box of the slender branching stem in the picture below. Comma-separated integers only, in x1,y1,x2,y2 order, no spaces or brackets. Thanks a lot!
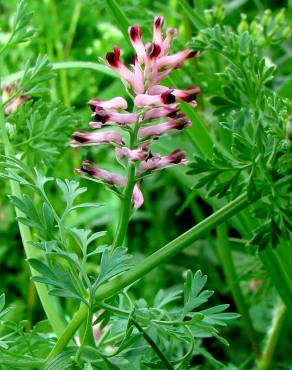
45,191,254,361
131,318,174,370
217,224,261,358
258,299,287,370
0,107,66,337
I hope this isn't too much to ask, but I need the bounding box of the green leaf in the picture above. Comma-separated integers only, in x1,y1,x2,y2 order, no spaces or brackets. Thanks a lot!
93,247,132,290
44,348,77,370
183,270,213,316
180,0,208,30
105,0,131,46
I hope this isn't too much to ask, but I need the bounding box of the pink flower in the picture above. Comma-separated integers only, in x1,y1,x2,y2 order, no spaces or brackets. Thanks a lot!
90,112,138,127
138,149,187,174
128,25,146,64
161,28,178,56
88,97,128,111
143,105,178,120
106,47,144,94
157,49,199,69
115,146,149,161
71,131,123,147
152,16,164,51
148,85,200,102
79,160,125,186
138,114,190,139
2,84,30,114
133,182,144,209
134,90,175,107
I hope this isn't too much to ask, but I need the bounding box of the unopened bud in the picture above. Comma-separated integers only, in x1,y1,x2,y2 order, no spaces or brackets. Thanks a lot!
262,9,272,28
275,8,285,26
238,14,248,33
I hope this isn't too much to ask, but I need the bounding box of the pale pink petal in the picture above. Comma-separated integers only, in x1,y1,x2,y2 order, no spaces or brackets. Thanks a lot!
88,97,128,111
144,105,178,120
132,183,144,209
157,49,199,69
138,114,190,139
134,90,175,107
90,112,138,126
153,16,164,48
115,146,149,161
79,160,125,186
128,25,146,64
71,131,123,147
138,149,187,174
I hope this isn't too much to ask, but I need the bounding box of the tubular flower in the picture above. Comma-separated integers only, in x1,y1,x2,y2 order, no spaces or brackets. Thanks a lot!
71,131,123,147
73,16,200,209
138,149,187,174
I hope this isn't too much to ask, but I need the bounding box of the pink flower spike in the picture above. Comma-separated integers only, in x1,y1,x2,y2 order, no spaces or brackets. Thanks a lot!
71,131,123,147
91,112,138,126
132,182,144,209
79,160,125,186
157,49,199,69
88,97,128,111
115,146,149,161
128,25,146,64
138,149,187,174
134,90,175,107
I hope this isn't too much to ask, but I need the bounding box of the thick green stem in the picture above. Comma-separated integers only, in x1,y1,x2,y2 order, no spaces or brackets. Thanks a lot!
217,224,261,358
112,162,136,248
260,246,292,311
258,300,286,370
46,303,88,362
0,109,66,336
112,119,139,248
46,191,254,361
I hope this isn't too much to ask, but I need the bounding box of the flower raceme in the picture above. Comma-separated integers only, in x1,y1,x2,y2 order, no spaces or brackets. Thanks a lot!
72,16,200,208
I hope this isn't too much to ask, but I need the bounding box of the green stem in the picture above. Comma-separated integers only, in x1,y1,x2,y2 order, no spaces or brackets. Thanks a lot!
112,162,136,248
64,0,82,57
259,246,292,311
45,191,254,361
258,299,286,370
217,224,261,358
112,119,139,249
131,318,174,370
0,108,66,337
46,303,88,362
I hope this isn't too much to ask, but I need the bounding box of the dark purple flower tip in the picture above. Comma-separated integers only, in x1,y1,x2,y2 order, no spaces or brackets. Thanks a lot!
161,90,176,104
129,25,142,41
186,50,200,59
72,131,89,143
167,109,179,118
148,43,161,59
81,160,96,176
154,16,164,29
93,112,110,123
106,47,121,67
168,149,186,163
181,86,201,102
